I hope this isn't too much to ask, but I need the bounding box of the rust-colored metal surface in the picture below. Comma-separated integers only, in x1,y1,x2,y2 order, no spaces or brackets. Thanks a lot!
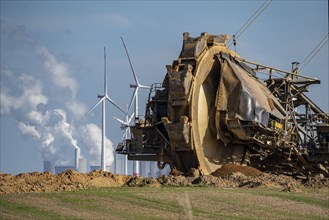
118,32,329,177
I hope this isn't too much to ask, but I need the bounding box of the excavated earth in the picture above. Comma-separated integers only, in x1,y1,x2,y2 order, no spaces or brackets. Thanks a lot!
1,164,328,194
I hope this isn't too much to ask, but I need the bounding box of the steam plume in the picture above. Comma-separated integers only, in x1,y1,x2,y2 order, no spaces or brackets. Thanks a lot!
0,47,114,169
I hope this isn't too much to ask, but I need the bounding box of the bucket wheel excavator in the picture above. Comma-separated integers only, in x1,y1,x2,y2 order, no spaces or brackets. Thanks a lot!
117,32,329,177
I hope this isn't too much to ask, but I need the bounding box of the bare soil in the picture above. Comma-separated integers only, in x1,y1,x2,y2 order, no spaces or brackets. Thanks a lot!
1,164,328,194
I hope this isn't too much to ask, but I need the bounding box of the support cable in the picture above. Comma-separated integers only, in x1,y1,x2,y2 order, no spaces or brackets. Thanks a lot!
299,33,329,72
228,0,272,48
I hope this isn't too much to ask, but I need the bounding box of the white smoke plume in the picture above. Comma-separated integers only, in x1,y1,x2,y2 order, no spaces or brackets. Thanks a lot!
36,47,78,97
78,123,114,166
0,72,48,115
0,47,114,169
65,100,87,120
17,121,41,139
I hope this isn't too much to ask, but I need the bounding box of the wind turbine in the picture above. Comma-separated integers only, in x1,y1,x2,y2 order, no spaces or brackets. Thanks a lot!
113,112,134,175
82,47,125,171
121,37,150,177
114,112,135,138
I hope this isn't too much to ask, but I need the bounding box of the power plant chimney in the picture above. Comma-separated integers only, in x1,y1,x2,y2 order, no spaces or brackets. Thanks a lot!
75,147,80,171
133,161,139,177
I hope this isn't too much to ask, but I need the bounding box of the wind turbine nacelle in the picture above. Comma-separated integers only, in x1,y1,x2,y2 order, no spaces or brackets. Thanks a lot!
130,84,138,88
97,95,104,98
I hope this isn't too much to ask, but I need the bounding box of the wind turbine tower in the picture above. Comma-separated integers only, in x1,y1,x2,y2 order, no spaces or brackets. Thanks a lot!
121,37,150,177
82,47,125,171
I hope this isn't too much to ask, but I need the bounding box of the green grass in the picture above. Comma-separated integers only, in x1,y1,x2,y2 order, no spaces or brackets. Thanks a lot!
0,199,79,220
251,190,329,209
0,187,328,220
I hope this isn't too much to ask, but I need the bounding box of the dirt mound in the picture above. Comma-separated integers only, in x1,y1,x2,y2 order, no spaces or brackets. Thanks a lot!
189,172,304,192
158,175,194,186
228,172,304,192
0,169,327,194
0,170,120,194
192,175,231,187
303,174,329,189
212,164,262,177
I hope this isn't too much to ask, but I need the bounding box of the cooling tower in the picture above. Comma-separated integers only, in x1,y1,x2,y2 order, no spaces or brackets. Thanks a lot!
55,166,75,174
44,160,55,173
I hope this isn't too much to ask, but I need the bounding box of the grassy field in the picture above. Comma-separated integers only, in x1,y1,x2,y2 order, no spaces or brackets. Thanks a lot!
0,186,328,220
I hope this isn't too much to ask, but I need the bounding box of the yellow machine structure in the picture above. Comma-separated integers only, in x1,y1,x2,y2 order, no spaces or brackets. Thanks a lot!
117,32,329,177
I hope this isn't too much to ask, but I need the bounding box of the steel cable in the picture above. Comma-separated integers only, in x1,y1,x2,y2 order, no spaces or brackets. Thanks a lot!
299,33,329,72
228,0,272,48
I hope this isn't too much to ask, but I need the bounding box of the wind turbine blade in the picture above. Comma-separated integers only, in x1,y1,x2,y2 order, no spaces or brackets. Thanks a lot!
128,112,135,124
139,84,151,89
105,96,126,114
120,36,140,85
121,131,126,141
113,116,126,125
127,88,138,114
81,96,105,120
104,47,108,95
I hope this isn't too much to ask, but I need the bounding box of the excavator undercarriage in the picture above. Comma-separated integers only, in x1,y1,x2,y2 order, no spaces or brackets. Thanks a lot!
117,32,329,177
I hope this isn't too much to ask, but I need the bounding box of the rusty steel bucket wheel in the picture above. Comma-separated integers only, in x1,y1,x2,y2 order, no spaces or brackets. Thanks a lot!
189,47,246,175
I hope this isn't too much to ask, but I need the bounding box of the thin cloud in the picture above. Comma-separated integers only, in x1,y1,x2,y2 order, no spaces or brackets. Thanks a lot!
0,19,39,46
0,89,16,115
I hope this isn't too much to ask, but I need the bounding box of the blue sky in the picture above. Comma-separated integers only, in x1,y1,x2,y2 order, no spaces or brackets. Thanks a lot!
1,0,328,174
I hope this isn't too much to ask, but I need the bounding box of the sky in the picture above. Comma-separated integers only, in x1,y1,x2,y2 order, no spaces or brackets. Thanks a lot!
0,0,328,175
